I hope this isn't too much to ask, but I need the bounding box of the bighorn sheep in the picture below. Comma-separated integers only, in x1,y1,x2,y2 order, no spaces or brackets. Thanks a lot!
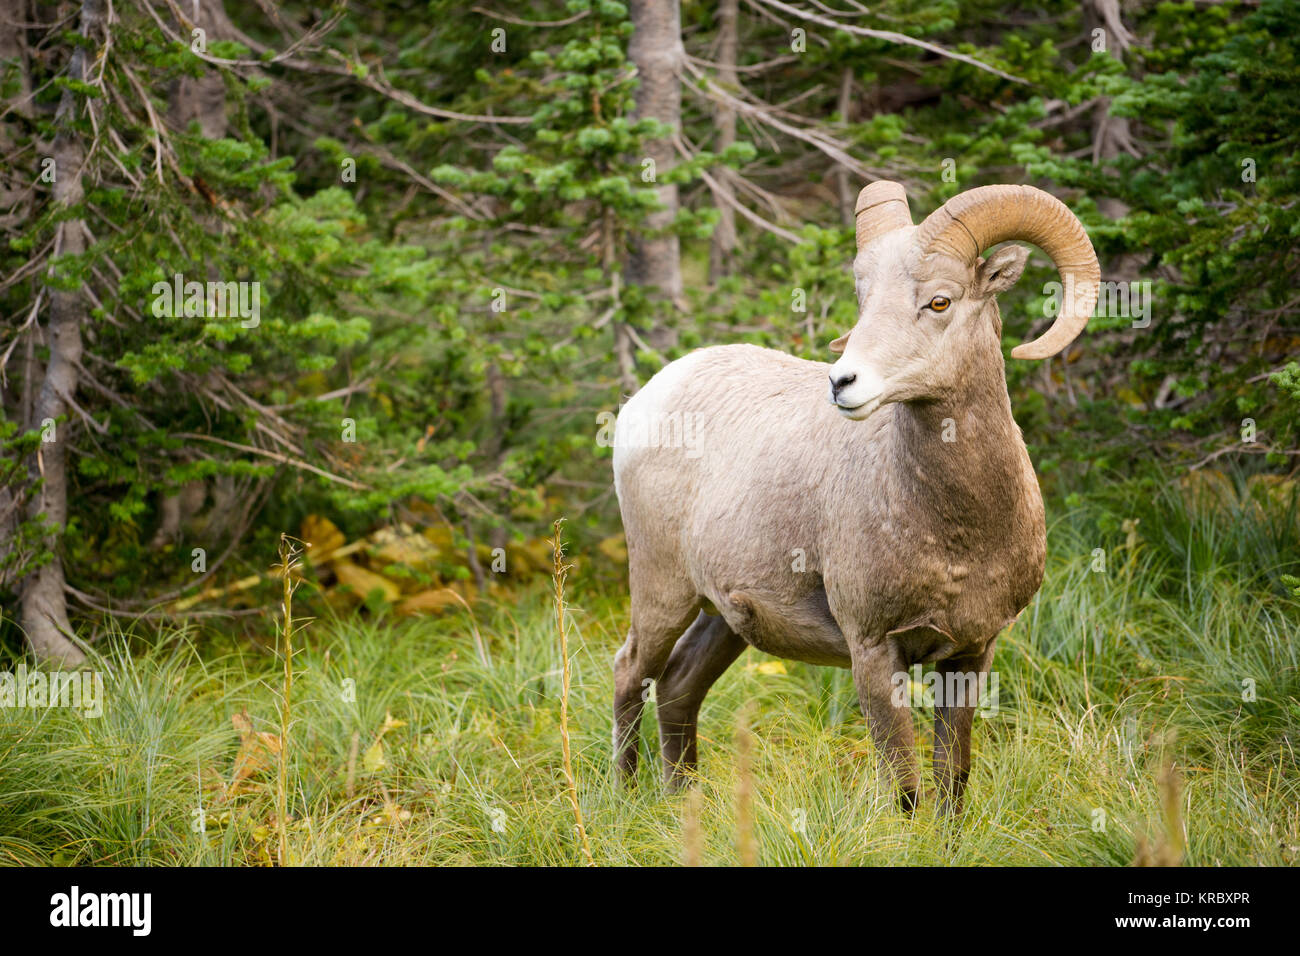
611,181,1099,813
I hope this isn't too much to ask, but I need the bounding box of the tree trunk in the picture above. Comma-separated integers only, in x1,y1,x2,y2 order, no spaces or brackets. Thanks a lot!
707,0,738,283
1083,0,1143,282
166,0,231,138
606,206,638,398
0,0,33,587
1084,0,1135,222
625,0,684,358
0,0,34,228
20,0,104,664
835,66,856,227
147,0,233,547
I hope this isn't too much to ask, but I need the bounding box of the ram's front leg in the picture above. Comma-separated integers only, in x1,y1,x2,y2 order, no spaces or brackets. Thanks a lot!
933,639,997,816
850,640,919,812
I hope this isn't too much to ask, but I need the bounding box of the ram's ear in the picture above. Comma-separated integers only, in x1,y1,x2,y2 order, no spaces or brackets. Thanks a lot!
829,332,851,354
976,244,1030,296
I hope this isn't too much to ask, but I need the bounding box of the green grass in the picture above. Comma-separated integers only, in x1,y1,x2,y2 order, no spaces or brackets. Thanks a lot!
1,476,1298,865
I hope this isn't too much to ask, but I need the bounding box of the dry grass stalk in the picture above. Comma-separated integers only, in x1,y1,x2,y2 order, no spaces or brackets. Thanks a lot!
275,533,304,867
682,787,704,866
1134,748,1185,866
551,519,594,866
735,703,758,866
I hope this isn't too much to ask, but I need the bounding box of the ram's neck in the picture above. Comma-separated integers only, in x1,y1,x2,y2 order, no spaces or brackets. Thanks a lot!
884,353,1040,538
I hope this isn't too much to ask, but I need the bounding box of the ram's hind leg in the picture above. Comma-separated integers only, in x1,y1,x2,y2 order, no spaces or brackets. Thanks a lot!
613,589,699,779
655,612,747,789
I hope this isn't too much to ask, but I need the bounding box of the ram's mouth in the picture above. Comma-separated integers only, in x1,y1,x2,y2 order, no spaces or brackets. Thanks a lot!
833,396,881,420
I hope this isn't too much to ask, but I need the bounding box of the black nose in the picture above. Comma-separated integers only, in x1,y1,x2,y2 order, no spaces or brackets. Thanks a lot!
830,372,856,396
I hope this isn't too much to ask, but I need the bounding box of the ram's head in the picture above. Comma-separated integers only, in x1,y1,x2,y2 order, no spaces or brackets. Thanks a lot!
827,181,1100,419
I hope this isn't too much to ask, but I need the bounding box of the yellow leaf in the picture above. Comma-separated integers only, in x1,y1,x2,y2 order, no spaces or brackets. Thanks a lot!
506,538,553,575
361,711,405,772
422,524,457,553
1116,387,1146,409
368,805,411,826
300,514,345,555
369,524,439,570
395,587,465,616
226,709,281,797
1122,517,1141,552
331,560,401,603
362,739,386,773
597,534,627,564
1247,474,1296,511
1178,469,1234,511
754,660,787,676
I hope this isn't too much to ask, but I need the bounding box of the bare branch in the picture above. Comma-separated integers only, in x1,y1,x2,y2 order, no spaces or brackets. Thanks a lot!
745,0,1029,85
682,58,885,181
469,5,591,27
173,433,371,490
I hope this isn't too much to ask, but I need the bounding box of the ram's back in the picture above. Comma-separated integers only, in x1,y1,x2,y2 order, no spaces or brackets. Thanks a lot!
614,345,863,601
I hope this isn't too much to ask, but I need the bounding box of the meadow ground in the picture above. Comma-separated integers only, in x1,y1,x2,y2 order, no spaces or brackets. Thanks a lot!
2,477,1297,866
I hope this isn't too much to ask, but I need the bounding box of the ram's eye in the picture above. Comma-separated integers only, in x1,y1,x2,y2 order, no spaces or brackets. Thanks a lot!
927,295,951,312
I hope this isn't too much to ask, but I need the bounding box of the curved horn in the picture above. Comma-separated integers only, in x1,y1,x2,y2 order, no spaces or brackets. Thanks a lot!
915,185,1099,360
855,181,913,250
